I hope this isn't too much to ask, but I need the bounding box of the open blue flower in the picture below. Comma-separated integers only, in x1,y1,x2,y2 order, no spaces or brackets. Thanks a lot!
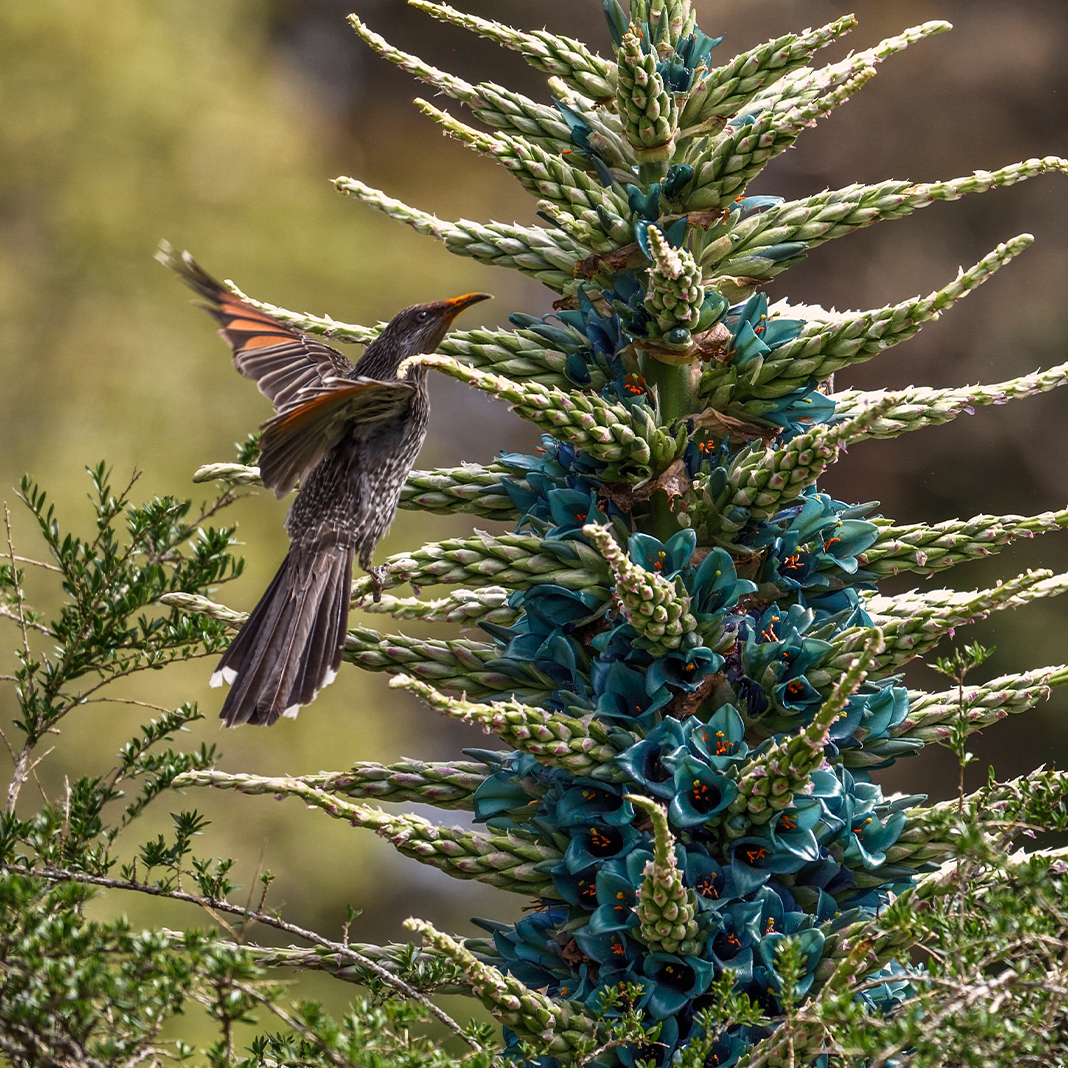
628,528,696,578
554,782,634,828
646,645,724,694
642,953,715,1019
593,659,673,730
477,906,571,988
588,859,643,936
756,927,826,1000
685,704,748,769
615,718,687,798
669,755,738,827
563,818,643,872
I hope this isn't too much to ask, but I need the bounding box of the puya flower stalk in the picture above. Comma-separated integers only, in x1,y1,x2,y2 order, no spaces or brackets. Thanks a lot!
178,3,1068,1064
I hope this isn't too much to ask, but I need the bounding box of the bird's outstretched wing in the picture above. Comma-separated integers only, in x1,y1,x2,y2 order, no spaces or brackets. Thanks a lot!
258,376,416,497
157,241,353,409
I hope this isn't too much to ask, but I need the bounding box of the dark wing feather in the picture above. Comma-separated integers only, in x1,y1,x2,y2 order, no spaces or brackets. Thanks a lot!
258,376,415,497
157,241,353,409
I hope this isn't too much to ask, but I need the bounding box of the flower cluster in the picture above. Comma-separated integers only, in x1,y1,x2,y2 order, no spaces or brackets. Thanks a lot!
473,420,915,1061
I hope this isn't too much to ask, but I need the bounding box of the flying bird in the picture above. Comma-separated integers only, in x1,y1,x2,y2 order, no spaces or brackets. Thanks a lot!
158,242,490,726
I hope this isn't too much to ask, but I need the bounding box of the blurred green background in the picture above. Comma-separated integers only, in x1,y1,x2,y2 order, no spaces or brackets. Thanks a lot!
2,0,1067,1047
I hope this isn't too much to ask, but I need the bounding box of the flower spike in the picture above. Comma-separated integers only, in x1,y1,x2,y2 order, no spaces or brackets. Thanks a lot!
626,794,703,956
582,523,698,654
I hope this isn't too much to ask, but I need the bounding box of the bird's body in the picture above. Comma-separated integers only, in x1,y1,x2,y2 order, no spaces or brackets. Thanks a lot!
159,243,489,726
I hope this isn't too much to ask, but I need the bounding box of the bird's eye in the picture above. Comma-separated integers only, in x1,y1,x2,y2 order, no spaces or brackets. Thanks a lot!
415,310,430,323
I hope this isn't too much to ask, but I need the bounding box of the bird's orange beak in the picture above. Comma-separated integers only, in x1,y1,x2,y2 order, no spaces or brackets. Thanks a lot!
441,291,492,325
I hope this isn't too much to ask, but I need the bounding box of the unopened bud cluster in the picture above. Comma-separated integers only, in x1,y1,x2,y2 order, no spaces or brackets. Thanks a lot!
584,524,697,654
631,798,702,955
616,32,677,162
644,224,704,336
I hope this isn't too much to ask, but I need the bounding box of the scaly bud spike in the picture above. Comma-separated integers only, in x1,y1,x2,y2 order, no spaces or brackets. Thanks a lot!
396,352,685,478
700,236,1034,411
679,17,858,135
409,0,614,99
811,569,1068,685
406,918,602,1056
616,31,678,167
582,523,698,654
172,770,561,895
856,507,1068,581
391,674,627,776
643,224,704,338
698,395,898,536
731,629,883,818
685,66,877,211
719,162,1065,284
177,761,489,809
334,177,582,290
627,794,702,955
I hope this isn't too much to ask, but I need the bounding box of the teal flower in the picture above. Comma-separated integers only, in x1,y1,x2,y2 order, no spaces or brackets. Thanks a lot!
594,659,673,729
588,857,644,935
554,782,635,828
563,819,643,871
628,528,696,577
686,704,748,768
642,953,715,1018
757,927,826,999
615,717,687,798
669,755,738,827
645,646,723,693
691,548,757,617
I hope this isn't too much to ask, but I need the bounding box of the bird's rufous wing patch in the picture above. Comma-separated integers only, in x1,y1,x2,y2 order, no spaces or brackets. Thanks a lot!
258,377,415,497
157,242,353,409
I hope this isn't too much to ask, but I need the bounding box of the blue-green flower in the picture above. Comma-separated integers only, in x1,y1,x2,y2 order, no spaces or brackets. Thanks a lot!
593,660,673,729
627,528,696,577
669,755,738,827
642,953,715,1018
685,705,748,768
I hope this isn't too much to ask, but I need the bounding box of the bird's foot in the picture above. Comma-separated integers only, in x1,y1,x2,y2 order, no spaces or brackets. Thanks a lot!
367,565,389,603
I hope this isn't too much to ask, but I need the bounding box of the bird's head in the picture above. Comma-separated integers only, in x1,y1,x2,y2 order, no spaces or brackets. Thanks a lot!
358,292,492,378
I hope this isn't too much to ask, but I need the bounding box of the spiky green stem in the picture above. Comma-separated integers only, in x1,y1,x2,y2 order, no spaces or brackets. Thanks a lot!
177,762,489,809
353,530,610,599
348,14,573,151
678,17,858,135
175,770,562,896
699,236,1033,409
858,507,1068,579
417,100,630,243
833,359,1068,441
354,586,518,627
719,159,1067,282
813,569,1068,685
334,177,582,290
407,918,602,1059
684,66,877,211
398,353,685,478
409,1,615,99
392,675,627,777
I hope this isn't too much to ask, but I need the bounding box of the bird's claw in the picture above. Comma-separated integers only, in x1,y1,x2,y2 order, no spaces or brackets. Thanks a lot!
367,565,389,603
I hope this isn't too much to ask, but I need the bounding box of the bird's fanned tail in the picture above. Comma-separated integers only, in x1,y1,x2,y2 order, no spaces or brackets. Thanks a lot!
211,544,353,726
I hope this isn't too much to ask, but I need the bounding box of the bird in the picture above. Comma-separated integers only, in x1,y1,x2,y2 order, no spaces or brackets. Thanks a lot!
157,242,490,726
